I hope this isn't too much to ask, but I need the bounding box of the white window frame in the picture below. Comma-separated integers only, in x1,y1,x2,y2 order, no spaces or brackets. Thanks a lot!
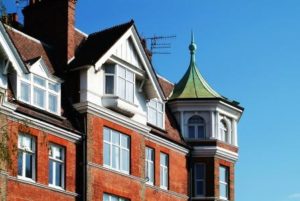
194,163,205,197
103,127,130,174
104,64,135,103
103,193,128,201
219,166,229,200
18,73,61,115
160,152,168,190
187,115,205,139
145,147,155,185
48,144,65,189
147,99,165,129
17,133,36,182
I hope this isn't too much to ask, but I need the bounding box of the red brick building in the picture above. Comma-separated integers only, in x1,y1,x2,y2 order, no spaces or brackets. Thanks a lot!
0,1,243,201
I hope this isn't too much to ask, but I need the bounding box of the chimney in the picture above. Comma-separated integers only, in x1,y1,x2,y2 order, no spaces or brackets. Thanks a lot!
22,0,77,69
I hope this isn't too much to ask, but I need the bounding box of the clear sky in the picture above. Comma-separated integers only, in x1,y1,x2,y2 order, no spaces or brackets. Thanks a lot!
4,0,300,200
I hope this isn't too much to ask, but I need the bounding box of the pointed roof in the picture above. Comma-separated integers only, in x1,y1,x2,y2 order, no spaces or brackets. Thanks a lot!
69,20,134,68
170,32,222,99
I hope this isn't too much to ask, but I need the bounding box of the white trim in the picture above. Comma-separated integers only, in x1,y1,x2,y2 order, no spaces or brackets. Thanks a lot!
75,28,88,38
73,101,189,154
193,146,238,162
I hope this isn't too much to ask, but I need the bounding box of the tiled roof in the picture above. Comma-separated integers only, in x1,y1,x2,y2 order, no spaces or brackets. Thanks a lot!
5,25,56,74
70,20,134,68
157,75,174,99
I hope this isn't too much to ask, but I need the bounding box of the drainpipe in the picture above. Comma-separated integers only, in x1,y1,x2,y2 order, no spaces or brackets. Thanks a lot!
81,115,87,201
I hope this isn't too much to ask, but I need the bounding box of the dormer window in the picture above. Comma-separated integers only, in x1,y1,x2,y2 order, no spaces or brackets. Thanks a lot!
19,74,61,114
147,99,164,128
219,120,228,143
187,115,205,139
104,64,135,103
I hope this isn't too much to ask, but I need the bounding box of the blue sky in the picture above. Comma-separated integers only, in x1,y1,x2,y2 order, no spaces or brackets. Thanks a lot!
5,0,300,200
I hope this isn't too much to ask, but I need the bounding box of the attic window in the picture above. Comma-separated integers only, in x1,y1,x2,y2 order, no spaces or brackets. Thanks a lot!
147,99,164,128
19,73,61,114
104,64,135,103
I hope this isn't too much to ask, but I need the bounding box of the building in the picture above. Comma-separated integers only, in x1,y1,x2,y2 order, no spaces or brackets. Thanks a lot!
0,0,243,201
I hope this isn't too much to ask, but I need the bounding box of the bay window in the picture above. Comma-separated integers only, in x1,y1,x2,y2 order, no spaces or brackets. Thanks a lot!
103,127,130,174
147,99,164,128
19,73,60,114
18,134,35,181
104,64,135,103
49,144,65,189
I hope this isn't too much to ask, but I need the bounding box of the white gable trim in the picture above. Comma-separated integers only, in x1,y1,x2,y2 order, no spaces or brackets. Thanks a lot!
0,22,27,75
29,57,63,83
93,25,165,101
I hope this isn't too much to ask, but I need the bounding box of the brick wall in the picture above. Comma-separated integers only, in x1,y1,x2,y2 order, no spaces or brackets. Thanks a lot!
5,119,78,201
86,114,188,201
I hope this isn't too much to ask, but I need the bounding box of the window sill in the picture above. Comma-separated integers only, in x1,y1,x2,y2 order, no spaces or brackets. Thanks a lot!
17,175,36,183
102,96,138,117
49,184,65,191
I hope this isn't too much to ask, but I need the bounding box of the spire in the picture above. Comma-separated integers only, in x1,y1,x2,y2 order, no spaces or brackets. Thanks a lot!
169,33,221,99
189,31,197,65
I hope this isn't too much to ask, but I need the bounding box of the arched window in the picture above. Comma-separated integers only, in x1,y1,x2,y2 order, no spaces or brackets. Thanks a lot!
188,115,205,139
219,120,228,143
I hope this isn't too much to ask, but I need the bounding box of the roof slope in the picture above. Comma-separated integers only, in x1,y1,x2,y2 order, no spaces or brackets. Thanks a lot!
70,20,134,68
170,33,221,99
5,25,55,74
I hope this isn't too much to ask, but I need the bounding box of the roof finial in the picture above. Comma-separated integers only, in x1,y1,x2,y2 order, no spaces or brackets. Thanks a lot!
189,30,197,64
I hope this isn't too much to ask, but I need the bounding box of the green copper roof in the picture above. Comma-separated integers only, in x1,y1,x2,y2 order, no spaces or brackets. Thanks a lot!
170,32,221,99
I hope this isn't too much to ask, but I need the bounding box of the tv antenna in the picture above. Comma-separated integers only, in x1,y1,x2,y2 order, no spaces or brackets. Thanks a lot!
0,0,7,18
145,35,176,55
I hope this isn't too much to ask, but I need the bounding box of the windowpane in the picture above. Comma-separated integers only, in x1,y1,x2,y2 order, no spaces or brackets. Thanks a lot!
33,87,45,108
121,135,130,148
145,147,154,184
148,107,156,125
126,70,134,82
196,181,204,195
104,128,110,141
20,82,30,102
198,126,205,139
104,143,111,166
121,149,129,172
188,126,195,138
105,65,115,74
18,151,23,176
117,78,126,99
157,113,163,128
33,76,46,87
195,164,205,180
105,76,114,94
48,82,59,92
48,94,58,113
55,162,62,187
25,153,33,178
118,66,126,78
160,153,168,189
49,160,53,184
112,131,120,145
112,145,119,169
219,166,229,199
126,82,134,102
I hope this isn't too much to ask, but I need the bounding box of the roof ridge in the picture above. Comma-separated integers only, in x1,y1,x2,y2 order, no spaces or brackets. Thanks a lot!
88,20,134,38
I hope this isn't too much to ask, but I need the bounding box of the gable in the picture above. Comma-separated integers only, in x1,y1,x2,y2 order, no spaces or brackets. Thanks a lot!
94,25,165,101
29,57,48,78
113,37,142,69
